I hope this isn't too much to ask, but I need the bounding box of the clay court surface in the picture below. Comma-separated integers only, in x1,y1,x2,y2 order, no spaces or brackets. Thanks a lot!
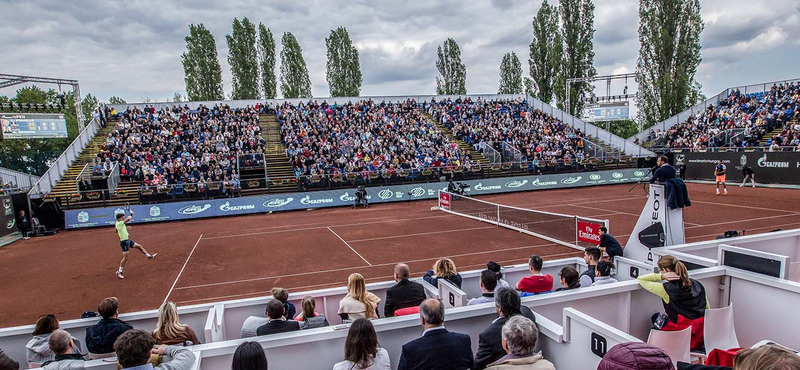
1,182,799,327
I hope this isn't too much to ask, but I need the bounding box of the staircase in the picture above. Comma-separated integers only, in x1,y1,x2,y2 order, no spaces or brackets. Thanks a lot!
259,114,298,193
759,121,793,147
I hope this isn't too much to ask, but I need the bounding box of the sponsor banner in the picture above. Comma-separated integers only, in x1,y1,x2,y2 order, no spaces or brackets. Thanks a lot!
0,195,17,238
680,151,800,185
577,221,602,245
65,168,642,229
439,192,451,210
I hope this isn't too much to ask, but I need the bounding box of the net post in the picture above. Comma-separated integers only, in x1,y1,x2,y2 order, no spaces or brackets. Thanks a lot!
575,217,579,246
496,205,500,226
605,219,610,232
437,190,441,209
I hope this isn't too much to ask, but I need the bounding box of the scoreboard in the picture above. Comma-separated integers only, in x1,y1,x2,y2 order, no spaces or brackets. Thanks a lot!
582,101,630,122
1,113,68,139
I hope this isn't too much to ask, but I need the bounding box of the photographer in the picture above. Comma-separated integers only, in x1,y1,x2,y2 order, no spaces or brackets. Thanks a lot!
447,180,469,196
353,186,369,208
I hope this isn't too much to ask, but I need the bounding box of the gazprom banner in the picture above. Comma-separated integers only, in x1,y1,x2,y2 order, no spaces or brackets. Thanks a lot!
678,151,800,185
65,168,645,229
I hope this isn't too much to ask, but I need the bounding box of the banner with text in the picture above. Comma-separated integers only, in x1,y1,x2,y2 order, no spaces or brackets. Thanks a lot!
678,151,800,185
0,195,17,238
577,221,602,245
65,168,645,229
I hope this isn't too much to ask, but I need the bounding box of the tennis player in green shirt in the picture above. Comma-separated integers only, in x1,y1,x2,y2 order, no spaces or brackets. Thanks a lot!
115,210,156,279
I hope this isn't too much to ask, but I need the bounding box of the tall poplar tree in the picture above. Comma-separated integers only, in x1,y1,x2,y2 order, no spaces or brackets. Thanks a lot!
226,17,259,100
435,38,467,95
636,0,704,128
182,23,224,101
498,52,523,94
558,0,595,115
280,32,312,98
326,27,362,97
529,0,563,104
258,24,277,99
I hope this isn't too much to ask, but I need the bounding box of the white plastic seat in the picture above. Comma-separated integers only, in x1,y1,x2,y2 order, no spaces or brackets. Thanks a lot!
704,304,740,355
647,326,692,366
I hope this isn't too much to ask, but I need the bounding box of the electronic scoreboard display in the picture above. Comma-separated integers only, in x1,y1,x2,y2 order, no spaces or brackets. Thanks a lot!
0,113,68,139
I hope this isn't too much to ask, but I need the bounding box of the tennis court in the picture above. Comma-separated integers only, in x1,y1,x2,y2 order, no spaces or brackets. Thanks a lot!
1,182,800,327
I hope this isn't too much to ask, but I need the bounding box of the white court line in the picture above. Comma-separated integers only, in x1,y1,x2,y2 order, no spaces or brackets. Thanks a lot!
571,204,703,227
347,225,496,243
685,212,800,229
328,227,372,266
689,199,800,214
163,234,203,304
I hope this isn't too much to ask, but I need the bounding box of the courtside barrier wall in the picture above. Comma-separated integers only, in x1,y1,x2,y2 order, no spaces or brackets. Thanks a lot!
678,151,800,185
0,195,16,239
65,168,647,229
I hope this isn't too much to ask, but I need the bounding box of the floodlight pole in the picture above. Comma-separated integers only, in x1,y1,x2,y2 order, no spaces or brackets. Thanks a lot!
0,73,85,129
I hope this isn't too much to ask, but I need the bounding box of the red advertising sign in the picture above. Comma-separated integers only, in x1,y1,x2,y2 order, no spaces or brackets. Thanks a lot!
577,221,602,245
439,192,451,210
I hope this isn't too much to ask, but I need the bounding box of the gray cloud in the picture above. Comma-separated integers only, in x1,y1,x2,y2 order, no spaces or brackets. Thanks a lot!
0,0,798,107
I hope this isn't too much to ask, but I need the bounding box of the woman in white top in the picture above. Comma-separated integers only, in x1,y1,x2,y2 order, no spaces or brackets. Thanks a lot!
338,273,381,321
332,319,391,370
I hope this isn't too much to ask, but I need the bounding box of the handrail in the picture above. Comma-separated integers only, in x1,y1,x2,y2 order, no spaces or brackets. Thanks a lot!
483,143,502,164
648,145,798,152
27,117,100,197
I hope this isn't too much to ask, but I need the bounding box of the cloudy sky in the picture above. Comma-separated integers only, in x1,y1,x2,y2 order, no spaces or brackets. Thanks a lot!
1,0,799,104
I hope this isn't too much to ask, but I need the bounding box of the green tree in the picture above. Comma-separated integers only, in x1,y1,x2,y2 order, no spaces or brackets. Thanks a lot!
498,52,523,94
182,23,225,101
172,92,185,103
326,26,362,97
0,96,9,104
436,38,467,95
108,96,127,105
258,24,277,99
11,86,48,104
605,119,639,138
558,0,596,115
81,93,100,126
635,0,704,128
529,0,563,104
280,32,312,98
227,17,259,100
524,78,536,98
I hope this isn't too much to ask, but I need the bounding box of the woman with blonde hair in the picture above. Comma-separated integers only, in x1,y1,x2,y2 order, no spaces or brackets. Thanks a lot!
423,257,462,288
338,273,381,321
152,301,200,346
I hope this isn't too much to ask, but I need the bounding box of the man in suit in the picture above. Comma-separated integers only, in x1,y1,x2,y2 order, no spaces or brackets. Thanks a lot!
649,155,677,184
397,299,474,370
385,263,427,317
474,287,538,370
256,299,300,336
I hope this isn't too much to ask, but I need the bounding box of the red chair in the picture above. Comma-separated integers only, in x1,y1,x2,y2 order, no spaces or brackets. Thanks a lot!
394,306,420,317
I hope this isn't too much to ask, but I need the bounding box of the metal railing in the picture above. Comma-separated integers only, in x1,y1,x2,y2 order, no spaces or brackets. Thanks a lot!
0,166,40,190
501,142,523,165
107,163,120,194
483,143,502,164
649,145,799,153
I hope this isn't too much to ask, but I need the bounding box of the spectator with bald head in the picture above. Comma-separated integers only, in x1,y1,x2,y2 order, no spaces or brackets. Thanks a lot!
384,263,427,317
397,299,474,370
41,330,85,369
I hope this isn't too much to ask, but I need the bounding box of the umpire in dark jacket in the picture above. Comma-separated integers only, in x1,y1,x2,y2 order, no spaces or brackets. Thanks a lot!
398,299,474,370
256,299,300,336
649,156,677,184
85,297,133,354
474,287,538,370
385,263,427,317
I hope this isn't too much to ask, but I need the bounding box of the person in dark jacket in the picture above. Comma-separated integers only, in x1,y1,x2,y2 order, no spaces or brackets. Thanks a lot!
423,258,463,289
385,263,427,317
598,227,624,260
397,299,473,370
679,160,687,180
596,342,674,370
649,156,676,184
256,299,300,336
85,297,133,354
740,165,756,188
269,287,296,320
638,255,709,325
474,287,538,370
18,210,30,240
580,247,601,287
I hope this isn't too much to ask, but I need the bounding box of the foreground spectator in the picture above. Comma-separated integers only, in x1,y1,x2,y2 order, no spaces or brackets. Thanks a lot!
232,342,268,370
516,255,553,294
638,255,709,350
114,329,195,370
556,266,581,291
27,314,83,366
294,296,329,329
41,329,85,369
397,299,474,370
339,273,381,321
485,316,554,370
468,270,498,306
333,319,390,370
487,261,510,289
678,343,800,370
257,299,300,336
152,301,200,345
591,261,618,286
86,297,133,355
0,347,19,370
270,287,296,320
424,258,463,288
580,247,601,287
596,342,673,370
384,263,427,317
475,287,538,370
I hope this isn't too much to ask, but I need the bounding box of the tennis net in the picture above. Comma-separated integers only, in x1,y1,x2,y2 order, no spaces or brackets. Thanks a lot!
437,190,608,250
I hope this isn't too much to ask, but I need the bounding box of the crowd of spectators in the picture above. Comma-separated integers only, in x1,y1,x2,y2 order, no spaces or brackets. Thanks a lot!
278,99,476,181
649,83,800,150
428,97,589,171
97,104,268,193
